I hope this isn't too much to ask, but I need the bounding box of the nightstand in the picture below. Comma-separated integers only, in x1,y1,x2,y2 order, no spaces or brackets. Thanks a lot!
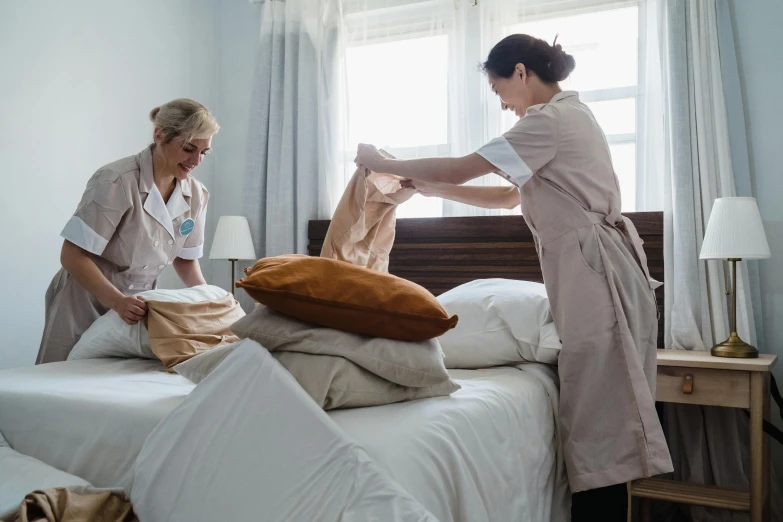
628,349,778,522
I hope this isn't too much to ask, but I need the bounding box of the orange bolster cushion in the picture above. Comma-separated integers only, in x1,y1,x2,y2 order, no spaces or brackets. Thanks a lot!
236,255,458,342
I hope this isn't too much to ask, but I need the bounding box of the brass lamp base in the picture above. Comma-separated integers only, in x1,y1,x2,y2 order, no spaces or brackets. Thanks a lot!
711,333,759,358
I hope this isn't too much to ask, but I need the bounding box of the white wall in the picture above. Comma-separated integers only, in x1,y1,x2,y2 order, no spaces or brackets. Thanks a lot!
0,1,218,369
728,0,783,482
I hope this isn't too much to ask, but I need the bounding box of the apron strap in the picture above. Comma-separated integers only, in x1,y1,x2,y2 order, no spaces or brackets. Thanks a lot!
586,212,662,292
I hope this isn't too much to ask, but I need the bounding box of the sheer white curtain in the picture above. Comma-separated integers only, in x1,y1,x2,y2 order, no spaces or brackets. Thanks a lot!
242,0,342,307
638,1,780,520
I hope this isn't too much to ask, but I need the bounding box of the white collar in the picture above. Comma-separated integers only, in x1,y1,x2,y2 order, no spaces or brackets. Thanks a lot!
143,182,190,239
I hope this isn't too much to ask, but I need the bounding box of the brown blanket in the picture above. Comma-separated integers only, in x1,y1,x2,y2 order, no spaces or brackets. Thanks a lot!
145,294,246,370
321,152,414,273
13,488,136,522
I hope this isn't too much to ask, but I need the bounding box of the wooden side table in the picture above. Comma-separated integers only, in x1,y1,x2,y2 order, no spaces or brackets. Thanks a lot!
628,349,777,522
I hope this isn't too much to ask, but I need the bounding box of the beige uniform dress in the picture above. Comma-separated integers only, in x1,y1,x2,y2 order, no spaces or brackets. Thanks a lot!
37,146,209,364
477,91,673,492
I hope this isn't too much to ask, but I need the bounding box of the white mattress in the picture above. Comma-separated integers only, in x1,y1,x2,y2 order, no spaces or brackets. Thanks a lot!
0,358,567,522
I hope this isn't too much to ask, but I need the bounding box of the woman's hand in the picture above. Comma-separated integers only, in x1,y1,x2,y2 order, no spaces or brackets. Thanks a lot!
354,143,387,172
60,240,146,321
113,295,148,325
400,179,444,198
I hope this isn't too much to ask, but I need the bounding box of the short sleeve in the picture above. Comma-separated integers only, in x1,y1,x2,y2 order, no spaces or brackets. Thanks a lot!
177,200,208,260
61,172,130,256
476,105,559,187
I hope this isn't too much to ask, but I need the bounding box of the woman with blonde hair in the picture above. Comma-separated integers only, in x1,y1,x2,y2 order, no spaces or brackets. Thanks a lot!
37,98,219,364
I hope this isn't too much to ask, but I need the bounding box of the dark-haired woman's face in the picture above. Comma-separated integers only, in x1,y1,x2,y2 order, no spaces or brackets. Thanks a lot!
489,64,535,119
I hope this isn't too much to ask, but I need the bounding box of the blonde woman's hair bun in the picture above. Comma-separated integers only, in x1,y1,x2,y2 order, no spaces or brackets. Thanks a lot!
149,98,219,144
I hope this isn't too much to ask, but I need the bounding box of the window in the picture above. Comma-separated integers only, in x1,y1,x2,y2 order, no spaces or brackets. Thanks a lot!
342,1,642,217
345,35,450,218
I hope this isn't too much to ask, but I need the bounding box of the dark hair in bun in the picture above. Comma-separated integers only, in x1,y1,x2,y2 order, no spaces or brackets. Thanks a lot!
482,34,576,83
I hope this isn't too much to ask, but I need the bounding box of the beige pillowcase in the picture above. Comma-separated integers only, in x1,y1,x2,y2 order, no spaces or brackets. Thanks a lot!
230,305,451,388
173,343,460,410
320,159,415,273
145,295,245,370
274,352,459,410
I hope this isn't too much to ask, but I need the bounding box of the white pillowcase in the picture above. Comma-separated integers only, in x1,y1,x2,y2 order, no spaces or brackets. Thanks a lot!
68,284,231,362
436,279,561,368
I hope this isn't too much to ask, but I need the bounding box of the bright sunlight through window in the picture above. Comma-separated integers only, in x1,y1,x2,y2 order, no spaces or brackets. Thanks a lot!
345,4,640,217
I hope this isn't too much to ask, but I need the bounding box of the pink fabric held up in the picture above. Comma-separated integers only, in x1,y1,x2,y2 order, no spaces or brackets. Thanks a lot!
321,152,414,273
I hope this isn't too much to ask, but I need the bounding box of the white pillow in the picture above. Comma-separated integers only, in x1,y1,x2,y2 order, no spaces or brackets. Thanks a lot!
436,279,561,368
68,284,231,361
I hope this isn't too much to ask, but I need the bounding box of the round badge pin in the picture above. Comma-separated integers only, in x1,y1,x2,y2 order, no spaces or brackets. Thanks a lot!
179,218,195,236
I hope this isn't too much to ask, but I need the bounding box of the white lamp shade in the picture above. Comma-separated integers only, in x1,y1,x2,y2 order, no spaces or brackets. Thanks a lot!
700,197,771,260
209,216,257,260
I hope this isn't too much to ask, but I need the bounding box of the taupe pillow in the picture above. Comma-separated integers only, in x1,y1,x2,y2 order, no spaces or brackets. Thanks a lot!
274,352,459,410
173,340,460,410
230,305,451,388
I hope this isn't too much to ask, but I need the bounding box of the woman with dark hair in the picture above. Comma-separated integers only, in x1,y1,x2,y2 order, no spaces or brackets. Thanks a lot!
355,34,673,520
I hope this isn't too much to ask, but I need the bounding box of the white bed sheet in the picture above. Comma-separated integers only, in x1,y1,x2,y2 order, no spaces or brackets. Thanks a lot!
0,358,567,522
332,365,568,522
129,340,438,522
0,358,192,489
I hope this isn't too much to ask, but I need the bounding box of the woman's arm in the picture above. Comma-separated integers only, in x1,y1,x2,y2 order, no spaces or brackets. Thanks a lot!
356,144,497,185
405,180,520,210
172,258,207,287
60,240,147,324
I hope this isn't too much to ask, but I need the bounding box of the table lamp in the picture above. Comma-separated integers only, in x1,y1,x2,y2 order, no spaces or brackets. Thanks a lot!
209,216,257,295
699,197,771,358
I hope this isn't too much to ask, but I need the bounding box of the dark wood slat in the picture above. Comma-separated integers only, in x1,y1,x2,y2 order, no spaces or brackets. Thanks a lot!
308,212,665,347
390,241,537,250
631,478,750,511
309,212,664,241
387,265,538,274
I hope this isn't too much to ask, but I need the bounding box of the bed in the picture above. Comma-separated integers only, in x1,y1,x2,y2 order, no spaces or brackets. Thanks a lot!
0,357,566,521
0,212,664,521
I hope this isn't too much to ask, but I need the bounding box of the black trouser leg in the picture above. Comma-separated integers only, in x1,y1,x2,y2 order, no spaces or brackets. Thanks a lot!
571,483,629,522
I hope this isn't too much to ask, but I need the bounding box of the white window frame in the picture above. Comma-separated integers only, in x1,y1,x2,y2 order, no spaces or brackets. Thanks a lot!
580,86,638,147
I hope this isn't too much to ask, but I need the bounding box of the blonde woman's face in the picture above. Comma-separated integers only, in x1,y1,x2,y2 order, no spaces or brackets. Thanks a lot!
156,133,212,180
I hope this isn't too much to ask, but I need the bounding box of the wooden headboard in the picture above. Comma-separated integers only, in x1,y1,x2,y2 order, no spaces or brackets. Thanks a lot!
308,212,664,348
